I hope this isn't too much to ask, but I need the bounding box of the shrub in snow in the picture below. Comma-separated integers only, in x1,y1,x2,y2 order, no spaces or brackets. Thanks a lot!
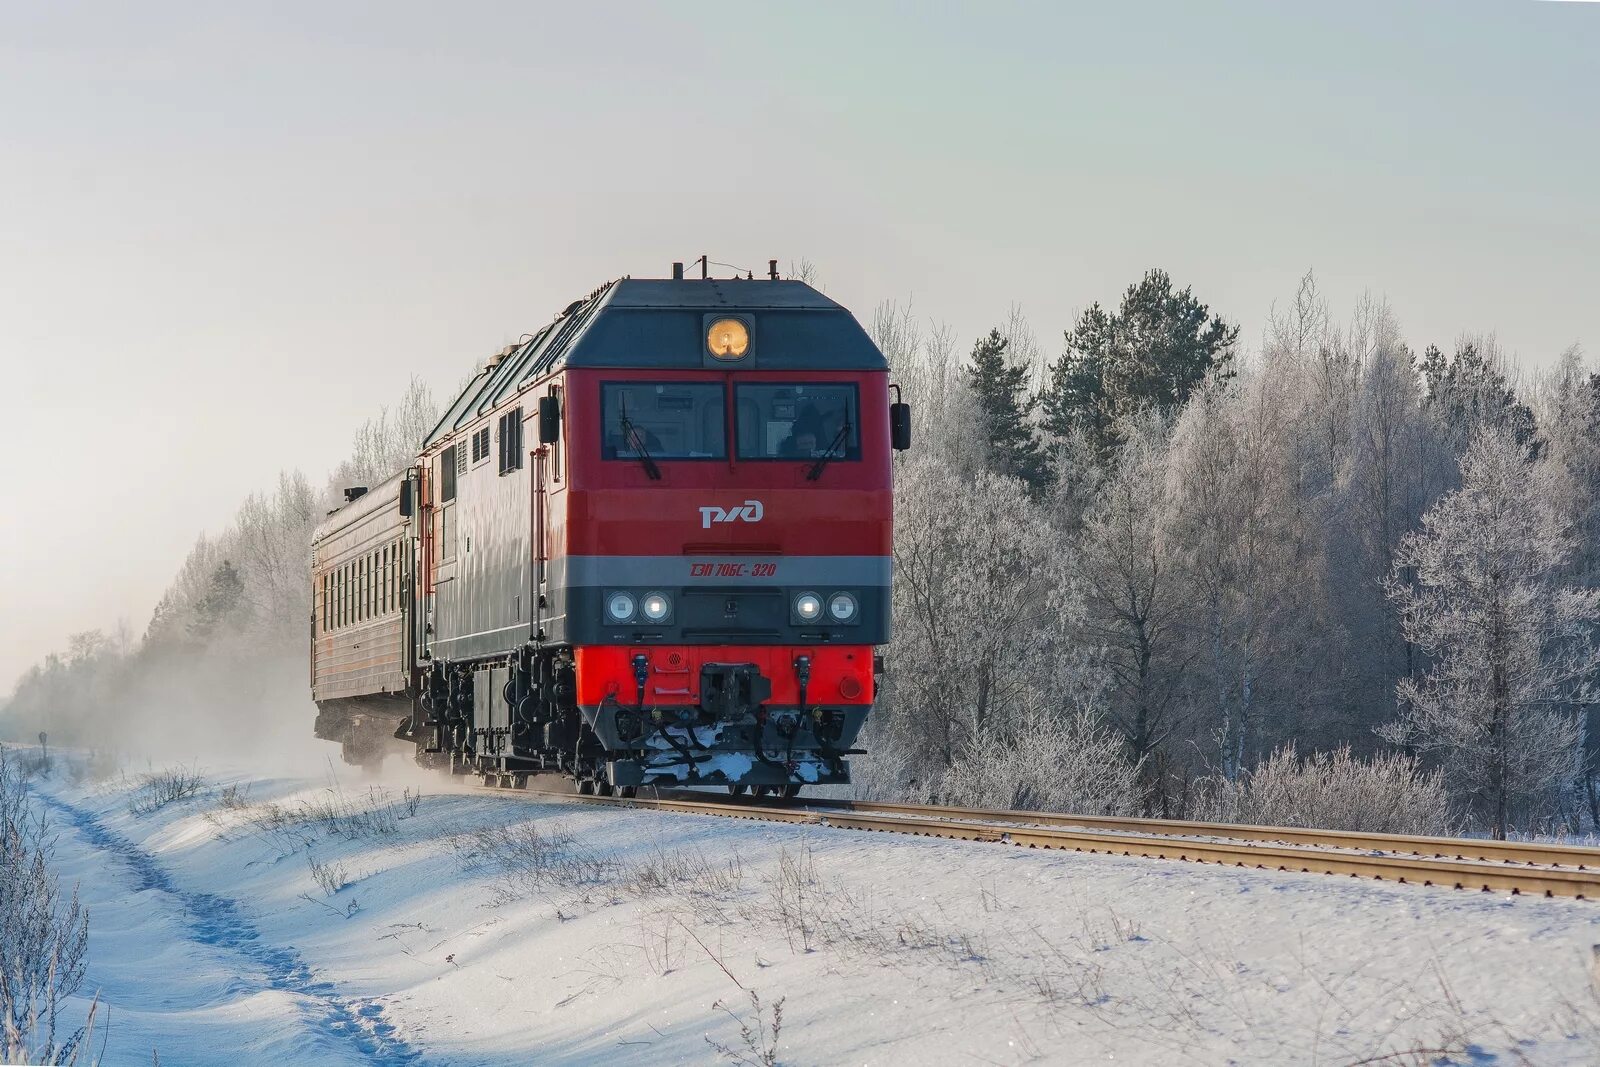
127,766,206,816
1191,744,1453,836
938,708,1142,816
0,747,94,1065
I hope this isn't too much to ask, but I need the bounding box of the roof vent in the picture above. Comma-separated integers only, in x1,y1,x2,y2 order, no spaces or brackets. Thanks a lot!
343,486,369,503
484,343,518,371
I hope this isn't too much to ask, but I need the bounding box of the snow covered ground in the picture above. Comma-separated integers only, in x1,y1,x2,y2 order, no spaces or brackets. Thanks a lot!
28,761,1600,1066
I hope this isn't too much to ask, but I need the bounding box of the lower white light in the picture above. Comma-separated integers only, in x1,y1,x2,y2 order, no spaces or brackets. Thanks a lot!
641,591,671,621
795,592,822,621
828,592,858,622
607,592,636,622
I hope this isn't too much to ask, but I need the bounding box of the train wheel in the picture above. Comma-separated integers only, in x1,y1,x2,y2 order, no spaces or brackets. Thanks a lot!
782,784,803,799
596,780,615,798
618,785,637,799
577,779,595,796
727,784,748,797
752,785,775,798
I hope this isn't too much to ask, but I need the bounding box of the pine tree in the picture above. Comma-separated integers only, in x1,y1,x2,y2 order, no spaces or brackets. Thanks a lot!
1419,339,1535,452
1042,268,1238,454
963,328,1050,491
188,560,247,642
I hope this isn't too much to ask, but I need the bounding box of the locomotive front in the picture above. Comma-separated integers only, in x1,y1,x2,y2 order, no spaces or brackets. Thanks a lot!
554,279,907,794
314,270,906,795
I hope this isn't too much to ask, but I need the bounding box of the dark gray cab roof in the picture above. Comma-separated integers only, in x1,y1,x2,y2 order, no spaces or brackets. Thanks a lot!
423,277,884,448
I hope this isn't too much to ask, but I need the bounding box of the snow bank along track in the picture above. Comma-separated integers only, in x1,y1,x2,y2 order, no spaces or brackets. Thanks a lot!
485,783,1600,900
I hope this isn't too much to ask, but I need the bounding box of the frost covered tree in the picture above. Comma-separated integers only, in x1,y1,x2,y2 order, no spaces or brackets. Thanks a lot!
233,470,318,644
1327,333,1454,731
872,299,986,477
1165,372,1315,779
1525,348,1600,825
329,375,439,493
879,459,1081,784
1384,427,1598,838
1070,412,1192,805
1533,347,1600,587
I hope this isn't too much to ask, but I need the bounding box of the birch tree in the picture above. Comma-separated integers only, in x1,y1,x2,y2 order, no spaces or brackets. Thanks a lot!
1166,373,1312,779
1384,427,1596,838
1071,411,1193,806
1530,346,1600,823
883,459,1079,781
328,375,439,494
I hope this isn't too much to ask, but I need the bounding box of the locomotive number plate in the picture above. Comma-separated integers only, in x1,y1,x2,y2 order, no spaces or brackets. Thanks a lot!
688,562,780,578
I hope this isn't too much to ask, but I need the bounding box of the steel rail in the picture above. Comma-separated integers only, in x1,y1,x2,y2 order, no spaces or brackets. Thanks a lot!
502,786,1600,900
798,798,1600,869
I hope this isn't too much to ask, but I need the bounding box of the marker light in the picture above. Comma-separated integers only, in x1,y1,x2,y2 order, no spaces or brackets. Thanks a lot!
641,591,671,622
607,592,636,622
706,318,750,359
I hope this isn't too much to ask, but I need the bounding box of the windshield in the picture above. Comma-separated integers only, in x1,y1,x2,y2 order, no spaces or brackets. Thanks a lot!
601,382,726,460
735,383,859,461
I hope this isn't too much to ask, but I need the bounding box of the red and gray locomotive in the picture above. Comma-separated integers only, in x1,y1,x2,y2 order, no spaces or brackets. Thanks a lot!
309,267,909,795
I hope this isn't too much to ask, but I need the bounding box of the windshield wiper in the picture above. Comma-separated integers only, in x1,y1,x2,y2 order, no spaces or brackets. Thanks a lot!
618,397,661,480
806,420,851,481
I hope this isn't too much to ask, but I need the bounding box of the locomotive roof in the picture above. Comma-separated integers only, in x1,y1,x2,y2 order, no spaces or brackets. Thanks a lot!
423,277,885,448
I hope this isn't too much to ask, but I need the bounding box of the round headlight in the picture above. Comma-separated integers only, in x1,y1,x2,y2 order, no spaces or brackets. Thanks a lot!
794,592,822,622
641,591,671,622
607,592,636,622
706,318,750,359
828,592,858,622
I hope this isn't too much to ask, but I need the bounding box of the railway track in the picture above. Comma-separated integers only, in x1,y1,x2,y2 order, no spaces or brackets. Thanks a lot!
493,781,1600,900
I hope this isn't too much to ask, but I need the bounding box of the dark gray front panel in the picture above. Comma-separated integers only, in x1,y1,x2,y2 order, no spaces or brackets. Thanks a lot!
542,554,891,648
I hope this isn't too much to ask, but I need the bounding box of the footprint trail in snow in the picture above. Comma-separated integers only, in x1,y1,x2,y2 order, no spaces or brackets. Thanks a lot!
37,791,426,1067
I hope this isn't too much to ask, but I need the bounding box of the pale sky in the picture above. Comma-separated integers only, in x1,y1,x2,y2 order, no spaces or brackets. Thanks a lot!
2,1,1596,694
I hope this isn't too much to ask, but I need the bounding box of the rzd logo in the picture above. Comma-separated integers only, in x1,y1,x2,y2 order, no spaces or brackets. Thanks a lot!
699,499,764,529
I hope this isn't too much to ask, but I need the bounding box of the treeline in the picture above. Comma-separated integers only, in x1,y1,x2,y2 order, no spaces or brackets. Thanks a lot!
1,381,438,756
6,270,1598,839
871,270,1600,840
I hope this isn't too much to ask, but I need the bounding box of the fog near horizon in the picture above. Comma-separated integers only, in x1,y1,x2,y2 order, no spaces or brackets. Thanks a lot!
2,0,1596,695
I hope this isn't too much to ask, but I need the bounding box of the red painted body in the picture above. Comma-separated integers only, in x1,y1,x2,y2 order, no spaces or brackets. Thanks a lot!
561,368,892,557
575,644,875,708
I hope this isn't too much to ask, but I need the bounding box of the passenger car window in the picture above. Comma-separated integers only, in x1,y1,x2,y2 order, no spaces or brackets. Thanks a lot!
601,382,726,460
736,383,859,460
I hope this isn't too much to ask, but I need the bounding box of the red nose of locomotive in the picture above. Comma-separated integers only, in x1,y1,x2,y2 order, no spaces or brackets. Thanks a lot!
558,359,894,789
